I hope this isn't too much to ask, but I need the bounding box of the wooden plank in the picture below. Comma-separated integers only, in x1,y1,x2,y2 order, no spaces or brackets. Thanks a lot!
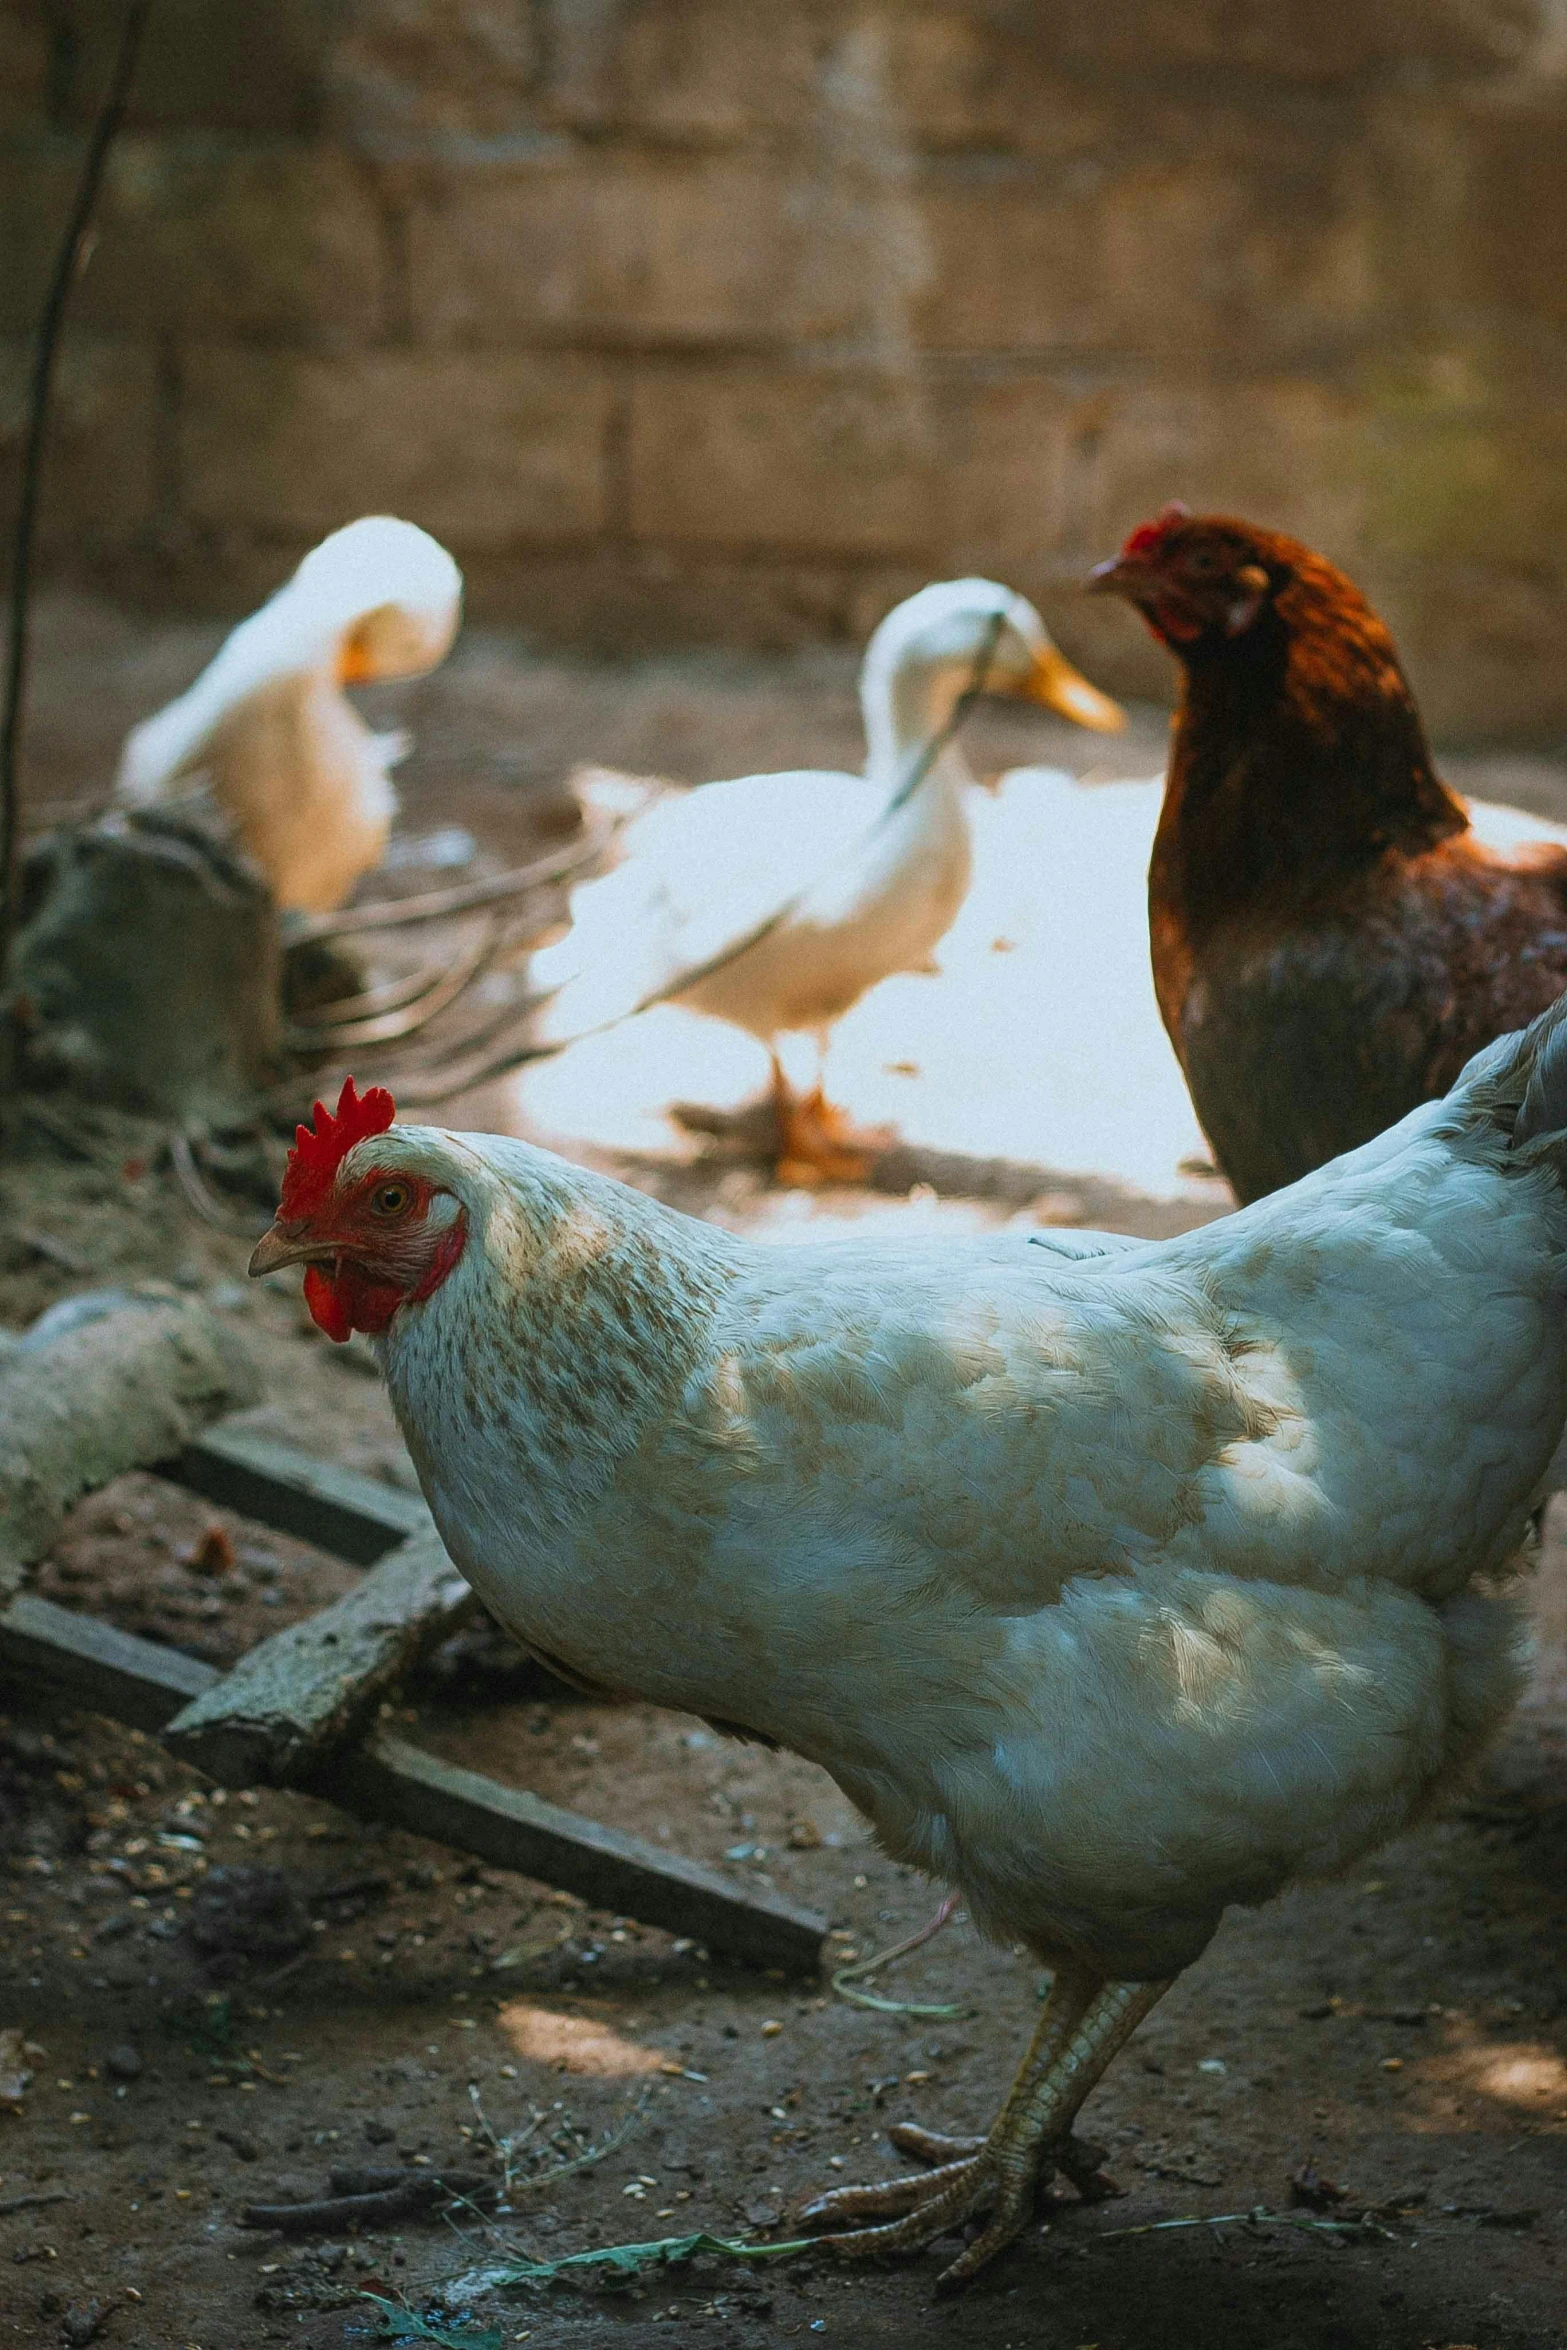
0,1293,261,1593
0,1591,217,1731
0,1598,827,1973
334,1735,827,1977
164,1525,473,1785
162,1425,428,1565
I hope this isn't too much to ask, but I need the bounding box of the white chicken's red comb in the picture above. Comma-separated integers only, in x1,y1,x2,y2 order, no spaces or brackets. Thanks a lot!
280,1075,396,1219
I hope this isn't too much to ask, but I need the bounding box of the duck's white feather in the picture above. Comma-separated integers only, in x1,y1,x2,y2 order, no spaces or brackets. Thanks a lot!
532,580,1102,1052
115,516,461,914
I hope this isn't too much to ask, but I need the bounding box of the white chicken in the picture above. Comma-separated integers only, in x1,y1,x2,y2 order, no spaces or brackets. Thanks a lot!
251,1002,1567,2287
115,516,462,914
529,580,1122,1180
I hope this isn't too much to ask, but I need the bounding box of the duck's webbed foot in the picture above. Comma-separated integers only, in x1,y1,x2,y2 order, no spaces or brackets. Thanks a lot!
767,1047,892,1185
797,1969,1168,2290
774,1082,891,1186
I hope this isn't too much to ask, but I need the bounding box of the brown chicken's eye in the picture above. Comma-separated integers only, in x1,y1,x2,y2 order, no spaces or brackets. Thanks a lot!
369,1180,413,1218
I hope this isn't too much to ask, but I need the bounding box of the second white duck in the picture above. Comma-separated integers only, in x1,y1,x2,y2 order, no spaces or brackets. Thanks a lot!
115,516,462,916
531,579,1123,1180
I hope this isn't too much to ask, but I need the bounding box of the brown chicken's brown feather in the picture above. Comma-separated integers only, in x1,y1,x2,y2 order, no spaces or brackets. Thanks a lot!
1096,515,1567,1201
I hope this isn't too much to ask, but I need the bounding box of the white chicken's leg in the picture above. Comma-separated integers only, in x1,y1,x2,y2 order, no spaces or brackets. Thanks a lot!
800,1965,1170,2288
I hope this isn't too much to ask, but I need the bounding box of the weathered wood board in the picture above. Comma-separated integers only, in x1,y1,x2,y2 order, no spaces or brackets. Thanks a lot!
164,1523,474,1784
332,1736,825,1973
0,1590,217,1731
163,1424,427,1564
0,1593,826,1972
0,1290,260,1592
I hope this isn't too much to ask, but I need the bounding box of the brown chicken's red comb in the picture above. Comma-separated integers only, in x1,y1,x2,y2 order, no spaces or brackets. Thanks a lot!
280,1076,397,1219
1121,501,1192,559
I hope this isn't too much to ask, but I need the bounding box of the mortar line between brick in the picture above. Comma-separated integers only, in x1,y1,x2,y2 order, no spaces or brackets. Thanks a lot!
152,332,182,540
603,360,634,548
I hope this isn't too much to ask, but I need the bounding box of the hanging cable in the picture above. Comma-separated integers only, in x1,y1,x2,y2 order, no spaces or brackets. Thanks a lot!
0,0,151,999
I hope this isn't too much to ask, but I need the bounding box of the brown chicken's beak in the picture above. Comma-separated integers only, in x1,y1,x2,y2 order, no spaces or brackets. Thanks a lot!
1013,644,1125,734
1085,553,1141,600
249,1220,322,1279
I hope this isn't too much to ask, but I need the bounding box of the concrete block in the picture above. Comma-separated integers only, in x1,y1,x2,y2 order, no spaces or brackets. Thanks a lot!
1350,348,1567,572
997,0,1533,86
927,377,1080,574
107,137,385,339
1377,556,1567,743
0,134,76,335
884,11,1111,159
326,0,542,159
916,140,1375,364
0,135,386,341
0,332,157,543
628,364,937,558
442,542,897,654
1465,104,1567,333
914,179,1116,355
1083,374,1368,563
541,0,815,141
58,0,332,136
180,347,611,546
0,9,50,129
408,153,853,346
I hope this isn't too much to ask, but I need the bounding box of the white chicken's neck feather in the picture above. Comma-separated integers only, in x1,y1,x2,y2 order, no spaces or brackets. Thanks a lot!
378,1135,745,1553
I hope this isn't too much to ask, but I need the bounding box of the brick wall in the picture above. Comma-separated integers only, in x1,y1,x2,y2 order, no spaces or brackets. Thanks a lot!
4,0,1567,738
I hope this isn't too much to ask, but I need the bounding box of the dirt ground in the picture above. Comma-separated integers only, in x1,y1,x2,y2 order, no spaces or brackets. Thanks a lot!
0,600,1564,2349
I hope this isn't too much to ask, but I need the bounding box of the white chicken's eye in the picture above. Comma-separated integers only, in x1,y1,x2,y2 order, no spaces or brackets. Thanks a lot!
370,1180,412,1218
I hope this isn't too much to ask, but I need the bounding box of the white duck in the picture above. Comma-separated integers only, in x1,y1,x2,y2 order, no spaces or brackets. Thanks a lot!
115,516,463,915
531,579,1123,1180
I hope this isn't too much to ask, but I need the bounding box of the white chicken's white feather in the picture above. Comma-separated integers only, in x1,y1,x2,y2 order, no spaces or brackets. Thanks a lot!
345,1001,1567,1983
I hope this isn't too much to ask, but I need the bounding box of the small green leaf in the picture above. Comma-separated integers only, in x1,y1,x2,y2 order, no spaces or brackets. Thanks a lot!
360,2293,504,2348
482,2229,816,2289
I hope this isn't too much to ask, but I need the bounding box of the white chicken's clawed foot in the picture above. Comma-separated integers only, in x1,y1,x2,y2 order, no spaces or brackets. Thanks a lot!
798,1967,1169,2290
885,2119,1119,2199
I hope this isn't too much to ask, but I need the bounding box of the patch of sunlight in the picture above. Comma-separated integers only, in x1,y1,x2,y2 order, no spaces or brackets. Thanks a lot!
497,2001,665,2077
509,771,1212,1200
1472,2045,1567,2109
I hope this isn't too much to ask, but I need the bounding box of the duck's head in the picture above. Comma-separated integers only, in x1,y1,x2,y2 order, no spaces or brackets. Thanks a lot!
863,580,1124,759
291,517,464,685
114,516,464,809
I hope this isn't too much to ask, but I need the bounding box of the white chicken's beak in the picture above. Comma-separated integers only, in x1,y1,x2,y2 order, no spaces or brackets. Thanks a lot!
1012,644,1126,734
249,1220,326,1278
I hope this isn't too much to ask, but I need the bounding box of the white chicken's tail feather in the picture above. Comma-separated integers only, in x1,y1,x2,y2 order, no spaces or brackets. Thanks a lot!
1509,989,1567,1153
1450,985,1567,1162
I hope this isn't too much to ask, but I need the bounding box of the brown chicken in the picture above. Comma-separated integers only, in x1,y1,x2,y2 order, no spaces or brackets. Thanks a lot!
1090,506,1567,1201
